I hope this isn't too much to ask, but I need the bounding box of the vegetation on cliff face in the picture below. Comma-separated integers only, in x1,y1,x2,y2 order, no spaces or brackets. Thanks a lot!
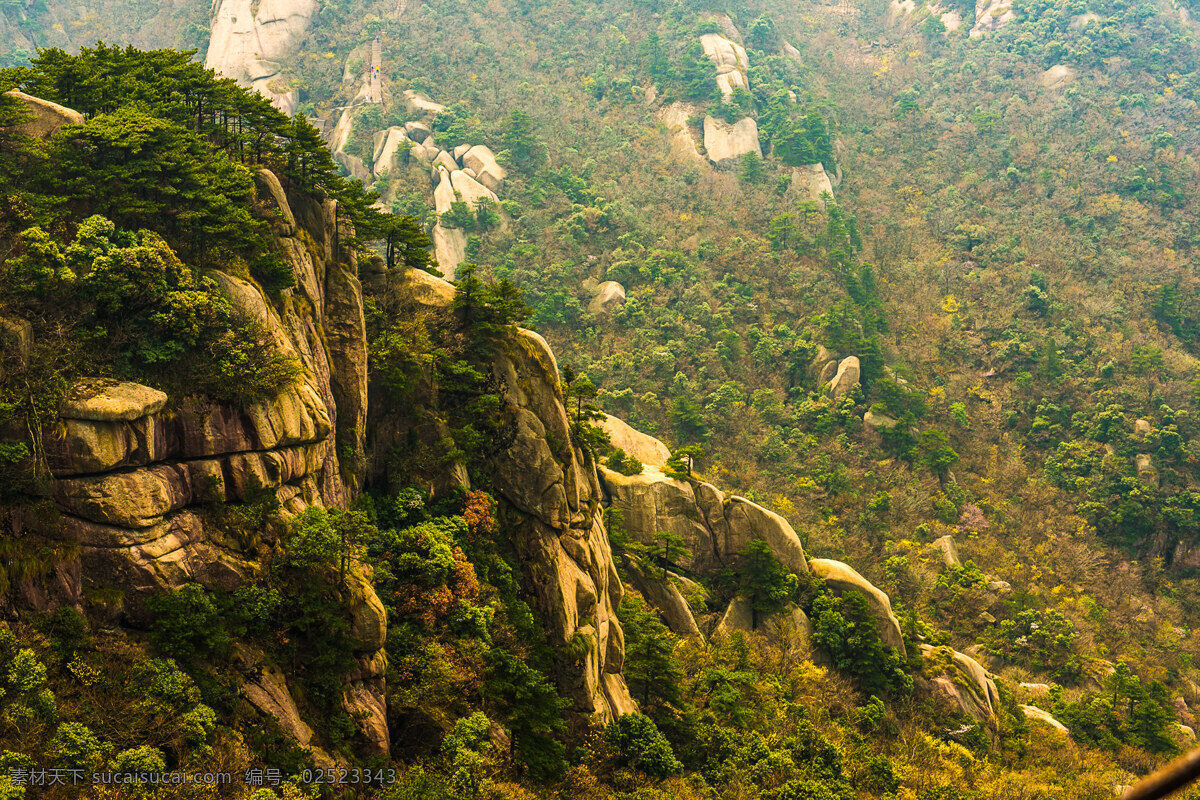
4,0,1200,796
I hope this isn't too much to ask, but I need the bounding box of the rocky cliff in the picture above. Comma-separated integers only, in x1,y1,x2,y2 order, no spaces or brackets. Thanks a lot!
206,0,318,115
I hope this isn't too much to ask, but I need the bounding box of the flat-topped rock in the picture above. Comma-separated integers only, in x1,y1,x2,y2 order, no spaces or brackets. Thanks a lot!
60,381,168,422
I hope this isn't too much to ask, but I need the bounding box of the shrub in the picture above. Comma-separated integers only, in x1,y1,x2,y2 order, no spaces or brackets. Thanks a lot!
605,713,682,778
603,447,644,475
146,583,229,663
48,722,110,770
109,745,166,775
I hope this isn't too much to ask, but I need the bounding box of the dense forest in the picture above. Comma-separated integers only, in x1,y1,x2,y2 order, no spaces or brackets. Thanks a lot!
3,0,1200,798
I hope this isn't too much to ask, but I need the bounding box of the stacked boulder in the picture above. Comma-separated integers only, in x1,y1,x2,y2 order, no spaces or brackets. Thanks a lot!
697,31,761,164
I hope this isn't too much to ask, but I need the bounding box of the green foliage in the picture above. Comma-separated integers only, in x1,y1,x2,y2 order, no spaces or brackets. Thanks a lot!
809,589,912,696
735,540,800,628
619,597,682,710
47,722,109,770
605,713,682,778
146,583,230,664
1053,663,1180,754
603,447,644,475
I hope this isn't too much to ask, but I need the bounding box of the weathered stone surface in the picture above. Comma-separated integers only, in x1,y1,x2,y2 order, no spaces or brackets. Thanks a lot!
1136,453,1158,488
1134,418,1152,439
206,0,318,114
1040,64,1077,89
932,534,962,568
809,559,904,654
345,568,387,653
395,264,457,309
588,281,626,316
401,89,446,116
921,645,998,724
714,596,811,643
657,101,703,163
1021,705,1069,734
598,414,670,467
372,127,409,177
235,646,314,745
828,356,860,399
703,115,761,163
404,121,432,142
462,145,507,193
600,466,715,573
449,168,499,209
792,163,834,201
724,498,809,577
255,169,297,235
0,316,32,369
863,410,898,430
817,359,839,385
431,223,466,278
433,165,457,214
970,0,1015,37
623,561,701,637
60,381,167,422
699,33,749,72
433,149,458,174
2,90,84,139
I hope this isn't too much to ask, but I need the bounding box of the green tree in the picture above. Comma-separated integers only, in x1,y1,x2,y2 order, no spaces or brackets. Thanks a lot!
738,540,799,628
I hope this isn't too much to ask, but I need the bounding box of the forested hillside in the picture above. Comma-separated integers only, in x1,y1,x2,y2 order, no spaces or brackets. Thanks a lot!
3,0,1200,798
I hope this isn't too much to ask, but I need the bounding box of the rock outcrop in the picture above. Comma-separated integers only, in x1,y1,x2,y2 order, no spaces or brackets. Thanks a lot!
791,163,834,201
810,559,905,654
598,414,670,467
1039,64,1077,90
2,90,83,139
1021,705,1069,734
588,281,627,316
699,33,749,100
920,645,999,727
828,356,861,399
206,0,318,115
657,102,704,163
703,115,761,164
970,0,1015,37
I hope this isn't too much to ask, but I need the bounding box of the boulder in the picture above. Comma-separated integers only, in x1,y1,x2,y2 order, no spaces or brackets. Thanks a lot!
1021,705,1069,734
922,644,1000,724
817,359,839,385
433,150,458,174
863,410,898,430
236,649,315,746
453,143,472,160
462,145,507,193
449,169,499,209
724,498,809,577
1136,453,1158,488
1180,724,1197,741
699,33,749,71
433,166,457,214
792,163,834,201
404,121,432,142
715,69,749,100
600,466,715,573
970,0,1015,37
623,562,701,637
345,568,387,653
59,381,167,422
598,414,671,467
372,126,409,177
809,558,904,654
703,116,762,163
714,596,811,643
431,224,466,278
1039,64,1077,90
254,169,296,235
2,90,84,140
1134,418,1152,440
401,89,446,116
656,101,703,163
828,356,861,399
932,534,962,568
588,281,626,316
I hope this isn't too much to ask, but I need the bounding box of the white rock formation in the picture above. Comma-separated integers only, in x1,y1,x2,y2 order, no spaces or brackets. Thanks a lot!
462,145,507,193
792,163,834,201
657,102,703,162
970,0,1015,37
1039,64,1077,89
599,414,669,467
809,558,906,654
433,166,457,214
703,116,762,163
588,281,627,316
206,0,318,115
431,224,465,279
404,121,432,142
828,356,861,399
401,89,446,116
1022,705,1070,734
700,33,750,101
449,169,499,209
372,127,409,178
